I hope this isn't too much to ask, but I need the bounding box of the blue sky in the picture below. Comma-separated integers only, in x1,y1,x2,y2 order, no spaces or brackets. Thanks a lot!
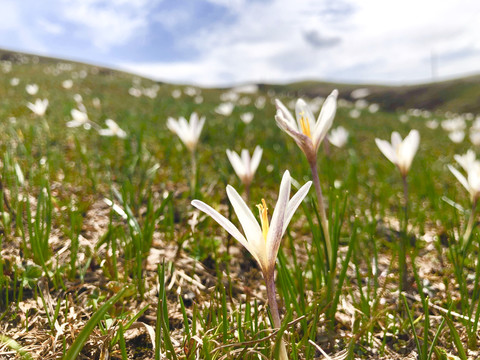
1,0,479,86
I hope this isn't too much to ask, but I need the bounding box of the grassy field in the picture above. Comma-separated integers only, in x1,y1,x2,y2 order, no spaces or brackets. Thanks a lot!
0,50,480,359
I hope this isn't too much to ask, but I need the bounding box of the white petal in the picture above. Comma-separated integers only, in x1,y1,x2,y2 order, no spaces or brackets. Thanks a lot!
448,165,470,194
275,99,298,131
312,89,338,150
191,200,260,264
226,150,246,179
391,132,402,148
250,146,263,175
226,185,265,263
266,171,290,270
282,180,312,236
375,138,398,165
399,129,420,172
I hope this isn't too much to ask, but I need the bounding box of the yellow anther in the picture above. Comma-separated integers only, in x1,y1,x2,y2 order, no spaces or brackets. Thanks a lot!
256,198,269,241
299,115,311,138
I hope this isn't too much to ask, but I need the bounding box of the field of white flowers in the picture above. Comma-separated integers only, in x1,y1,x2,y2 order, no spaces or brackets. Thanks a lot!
1,50,480,359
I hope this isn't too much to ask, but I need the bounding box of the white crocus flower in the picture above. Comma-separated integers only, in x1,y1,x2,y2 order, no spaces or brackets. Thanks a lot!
226,146,262,187
26,98,49,117
328,126,349,148
275,90,338,164
67,109,91,129
375,130,420,177
26,84,39,95
240,112,254,124
98,119,127,139
192,170,311,279
449,152,480,202
167,113,205,152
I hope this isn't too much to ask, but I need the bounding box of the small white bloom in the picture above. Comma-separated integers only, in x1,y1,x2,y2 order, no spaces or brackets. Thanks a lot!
240,112,254,124
67,109,90,129
215,102,235,116
62,79,73,89
349,109,361,119
368,103,380,113
171,89,182,99
449,130,465,143
275,89,338,163
226,146,262,186
328,126,349,148
470,131,480,146
26,84,39,95
449,151,480,202
375,130,420,177
10,77,19,86
425,120,439,129
167,113,205,152
350,88,370,99
26,98,49,117
98,119,127,139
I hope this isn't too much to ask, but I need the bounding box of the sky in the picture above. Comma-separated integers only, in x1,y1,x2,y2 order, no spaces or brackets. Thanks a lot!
1,0,479,87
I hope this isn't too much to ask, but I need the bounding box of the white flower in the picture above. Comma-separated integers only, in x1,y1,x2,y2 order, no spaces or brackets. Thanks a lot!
328,126,349,148
62,79,73,89
226,146,262,186
368,103,380,113
26,98,49,117
240,112,254,124
448,152,480,202
67,109,91,129
215,102,235,116
171,89,182,99
349,108,361,119
470,131,480,146
10,78,19,86
275,89,338,163
449,130,465,144
98,119,127,139
167,113,205,152
375,130,420,177
426,120,438,129
350,88,370,99
191,170,311,277
26,84,39,95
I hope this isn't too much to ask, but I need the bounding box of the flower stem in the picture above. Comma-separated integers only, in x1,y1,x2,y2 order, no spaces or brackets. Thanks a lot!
265,273,288,360
309,160,332,267
399,174,409,293
462,198,477,250
190,150,197,198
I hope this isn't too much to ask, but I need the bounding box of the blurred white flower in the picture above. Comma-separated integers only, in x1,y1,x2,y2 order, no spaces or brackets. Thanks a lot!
232,84,258,94
399,114,409,123
62,79,73,89
442,117,466,132
275,89,338,163
98,119,127,139
128,87,142,97
215,102,235,116
448,152,480,202
425,120,439,129
226,146,262,187
349,109,361,119
470,131,480,146
240,112,254,124
194,95,204,104
171,89,182,99
26,98,49,117
355,99,368,110
350,88,370,99
73,93,83,104
255,96,266,109
449,130,465,143
328,126,349,148
375,130,420,177
67,109,91,129
26,84,39,95
10,77,19,86
184,86,199,97
368,103,380,113
167,113,205,152
92,97,101,109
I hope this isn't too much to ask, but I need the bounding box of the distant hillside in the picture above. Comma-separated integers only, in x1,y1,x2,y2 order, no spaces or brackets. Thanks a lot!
2,48,479,114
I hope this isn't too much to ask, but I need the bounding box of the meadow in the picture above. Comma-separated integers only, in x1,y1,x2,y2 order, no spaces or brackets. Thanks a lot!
0,50,480,359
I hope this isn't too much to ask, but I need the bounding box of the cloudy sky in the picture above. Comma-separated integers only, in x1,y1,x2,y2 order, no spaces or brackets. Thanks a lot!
1,0,479,86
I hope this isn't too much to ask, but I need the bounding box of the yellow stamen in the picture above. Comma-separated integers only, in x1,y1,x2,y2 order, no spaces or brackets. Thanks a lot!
256,198,269,241
299,112,311,138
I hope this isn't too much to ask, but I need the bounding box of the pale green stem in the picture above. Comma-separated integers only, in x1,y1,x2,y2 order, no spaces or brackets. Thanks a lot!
265,272,288,360
309,159,332,266
399,174,409,293
462,198,477,249
190,150,197,198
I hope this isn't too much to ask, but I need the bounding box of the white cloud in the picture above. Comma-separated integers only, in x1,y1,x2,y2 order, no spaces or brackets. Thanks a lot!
124,0,480,86
59,0,158,50
37,18,64,35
